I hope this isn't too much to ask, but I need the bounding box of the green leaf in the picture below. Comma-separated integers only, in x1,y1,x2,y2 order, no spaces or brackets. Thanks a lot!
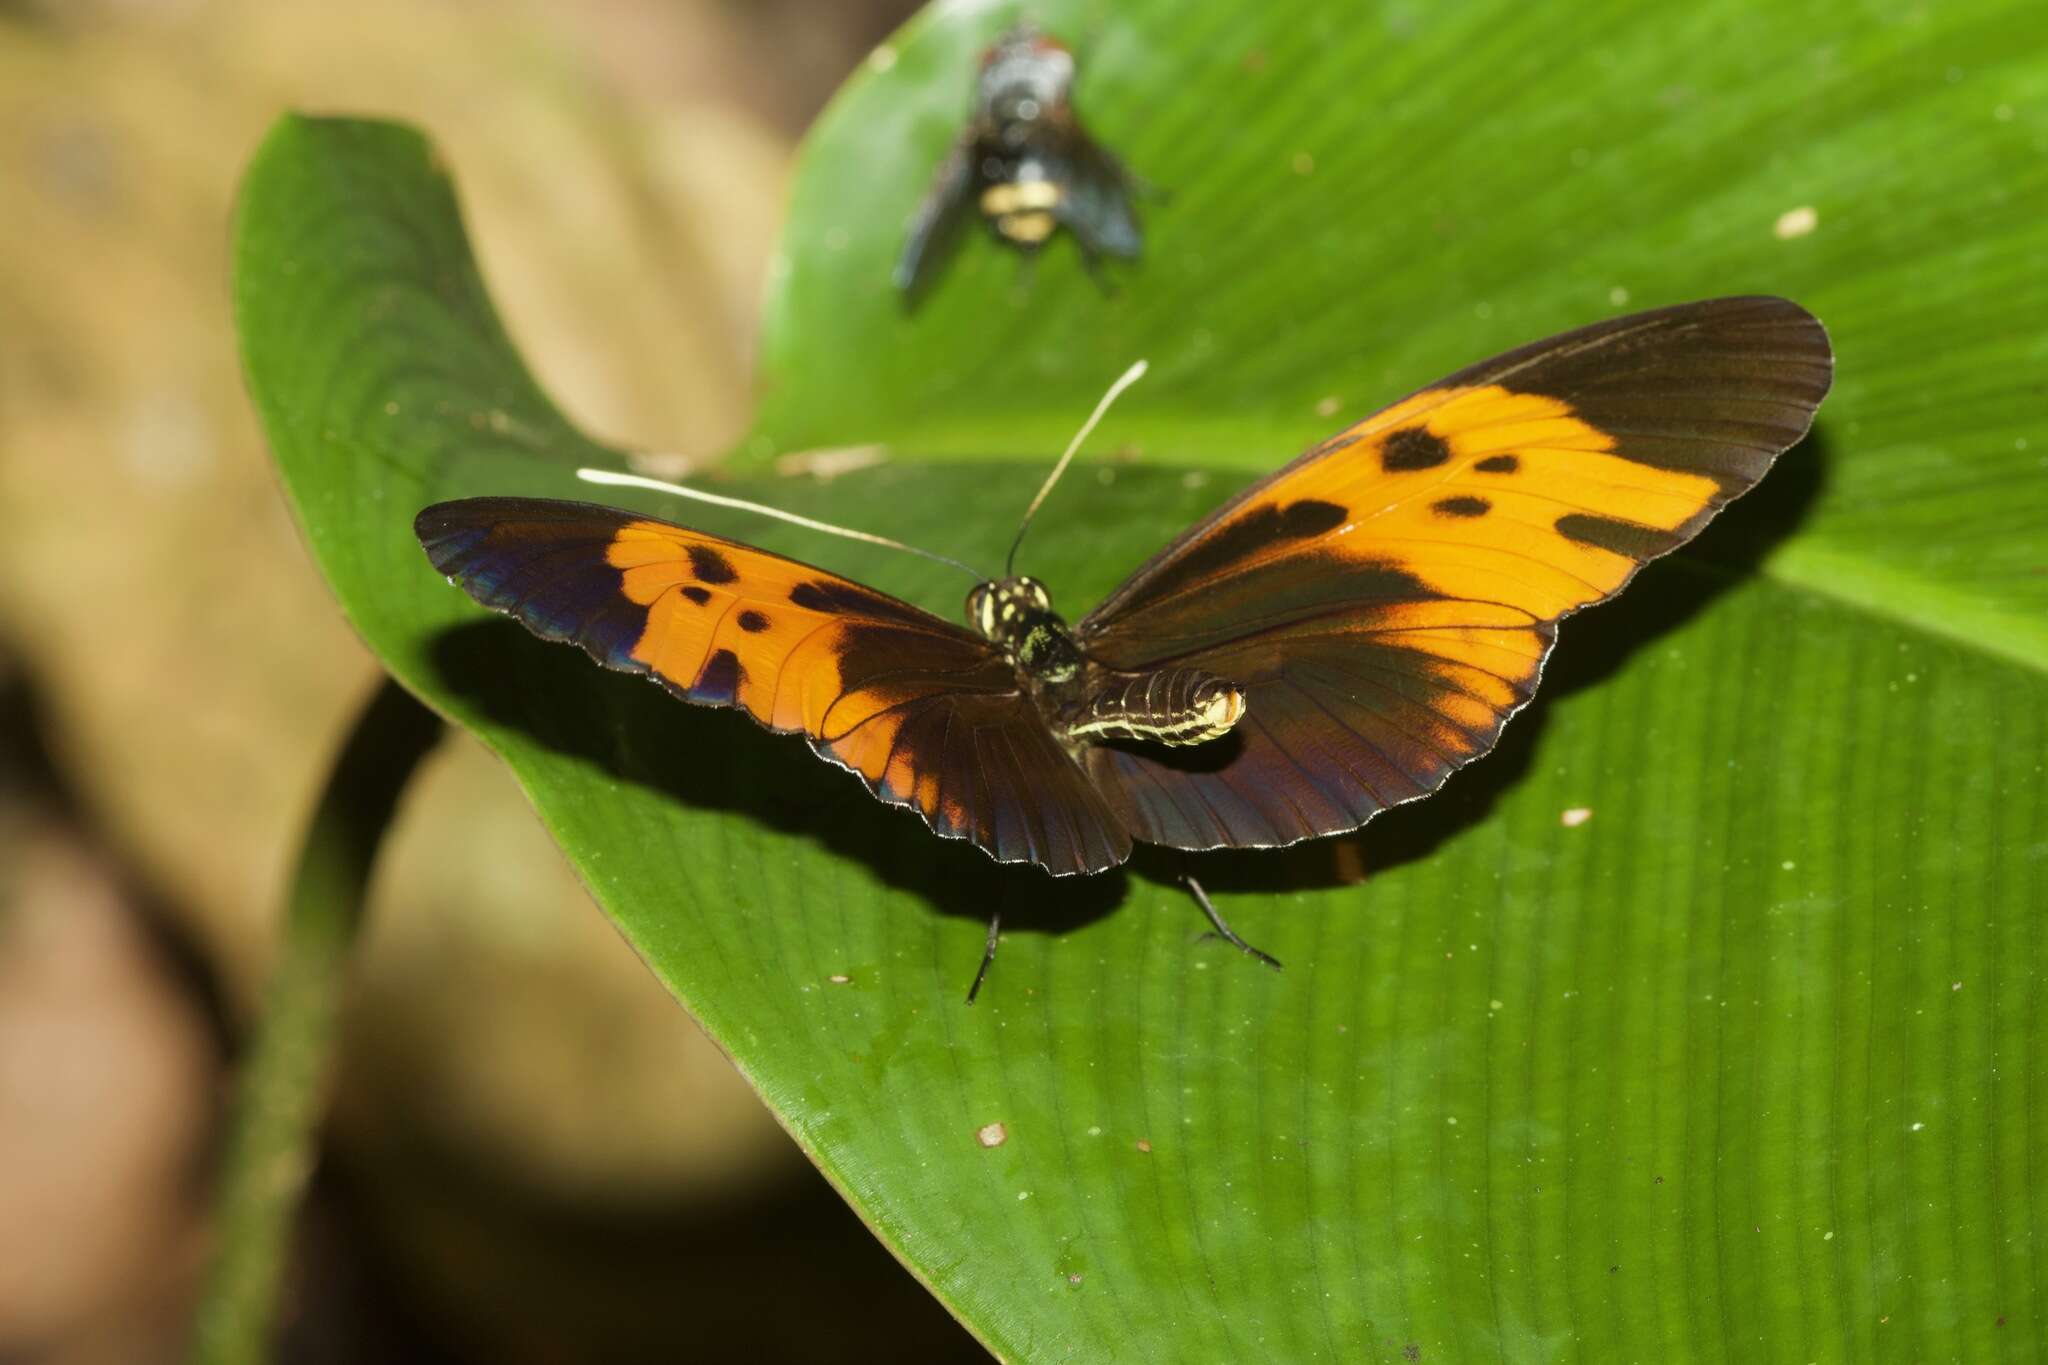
235,0,2047,1353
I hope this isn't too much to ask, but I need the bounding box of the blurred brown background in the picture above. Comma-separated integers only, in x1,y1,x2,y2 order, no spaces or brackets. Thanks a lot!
0,1,995,1359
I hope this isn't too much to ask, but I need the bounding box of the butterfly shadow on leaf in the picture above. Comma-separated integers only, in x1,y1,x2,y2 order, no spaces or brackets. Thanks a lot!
425,619,1127,939
1177,421,1833,898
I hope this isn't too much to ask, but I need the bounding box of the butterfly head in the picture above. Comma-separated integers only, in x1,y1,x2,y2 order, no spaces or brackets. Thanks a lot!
967,575,1082,684
968,575,1051,638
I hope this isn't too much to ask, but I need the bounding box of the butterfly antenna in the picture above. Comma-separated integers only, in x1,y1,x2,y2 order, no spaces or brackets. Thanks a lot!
1004,359,1148,576
576,468,990,582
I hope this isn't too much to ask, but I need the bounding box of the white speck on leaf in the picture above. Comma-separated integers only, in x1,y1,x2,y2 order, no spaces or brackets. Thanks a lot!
1774,205,1819,239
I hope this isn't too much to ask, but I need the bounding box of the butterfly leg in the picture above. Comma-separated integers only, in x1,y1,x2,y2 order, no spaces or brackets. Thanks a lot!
966,910,1003,1004
1182,871,1283,972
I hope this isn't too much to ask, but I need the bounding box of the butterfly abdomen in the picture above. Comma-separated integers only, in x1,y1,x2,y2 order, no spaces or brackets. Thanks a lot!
1065,667,1246,747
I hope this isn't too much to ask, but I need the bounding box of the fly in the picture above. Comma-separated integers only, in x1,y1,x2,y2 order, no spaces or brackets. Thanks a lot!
896,24,1149,300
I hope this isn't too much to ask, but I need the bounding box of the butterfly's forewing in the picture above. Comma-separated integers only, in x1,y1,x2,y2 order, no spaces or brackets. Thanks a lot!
417,498,1132,874
1076,297,1832,852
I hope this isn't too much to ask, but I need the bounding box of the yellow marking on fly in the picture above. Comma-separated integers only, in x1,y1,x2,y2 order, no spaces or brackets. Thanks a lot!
981,180,1065,216
996,210,1057,245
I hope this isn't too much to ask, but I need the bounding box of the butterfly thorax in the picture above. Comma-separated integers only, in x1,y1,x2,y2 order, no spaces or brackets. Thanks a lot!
966,576,1246,750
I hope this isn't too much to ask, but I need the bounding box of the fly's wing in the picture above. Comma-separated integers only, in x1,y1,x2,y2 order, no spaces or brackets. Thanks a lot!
418,498,1130,874
1043,118,1143,261
895,133,981,299
1074,297,1832,853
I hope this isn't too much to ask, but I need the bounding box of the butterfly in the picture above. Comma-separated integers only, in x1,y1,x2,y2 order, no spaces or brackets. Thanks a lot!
417,297,1830,972
896,24,1146,298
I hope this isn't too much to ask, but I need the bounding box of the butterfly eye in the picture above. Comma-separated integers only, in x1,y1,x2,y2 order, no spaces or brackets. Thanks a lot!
966,583,998,638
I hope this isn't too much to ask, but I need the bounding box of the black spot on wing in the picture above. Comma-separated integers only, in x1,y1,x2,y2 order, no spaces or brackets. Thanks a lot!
681,585,711,606
687,545,738,584
737,609,770,633
1474,454,1519,473
1556,513,1683,560
1277,499,1349,534
1432,496,1490,518
1382,426,1451,471
1132,498,1349,601
691,648,745,703
788,578,936,627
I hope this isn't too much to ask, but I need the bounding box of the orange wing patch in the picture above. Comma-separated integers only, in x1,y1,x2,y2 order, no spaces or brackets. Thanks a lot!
1102,383,1721,637
608,521,935,738
1300,384,1720,617
598,520,1024,765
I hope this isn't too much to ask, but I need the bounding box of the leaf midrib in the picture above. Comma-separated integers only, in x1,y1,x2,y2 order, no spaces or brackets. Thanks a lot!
1760,540,2048,677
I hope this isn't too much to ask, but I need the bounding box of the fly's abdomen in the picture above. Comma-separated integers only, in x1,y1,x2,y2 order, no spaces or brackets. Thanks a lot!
1064,667,1246,747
